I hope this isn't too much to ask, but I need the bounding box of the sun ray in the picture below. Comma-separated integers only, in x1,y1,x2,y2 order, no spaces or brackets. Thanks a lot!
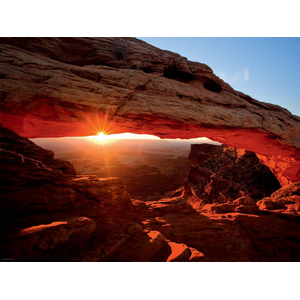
93,131,110,142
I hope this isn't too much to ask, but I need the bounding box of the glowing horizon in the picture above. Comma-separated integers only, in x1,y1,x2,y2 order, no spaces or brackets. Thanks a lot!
83,132,218,144
86,132,161,142
32,133,220,145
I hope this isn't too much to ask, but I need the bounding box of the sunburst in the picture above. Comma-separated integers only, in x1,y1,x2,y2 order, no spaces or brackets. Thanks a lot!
94,131,110,142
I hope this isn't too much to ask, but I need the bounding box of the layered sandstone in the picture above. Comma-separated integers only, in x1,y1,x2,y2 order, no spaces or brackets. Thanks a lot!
183,144,281,208
0,124,186,262
1,124,300,261
257,182,300,216
0,37,299,185
0,125,137,261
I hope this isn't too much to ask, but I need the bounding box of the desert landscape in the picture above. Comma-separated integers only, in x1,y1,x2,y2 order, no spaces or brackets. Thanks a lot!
1,37,300,262
33,137,215,201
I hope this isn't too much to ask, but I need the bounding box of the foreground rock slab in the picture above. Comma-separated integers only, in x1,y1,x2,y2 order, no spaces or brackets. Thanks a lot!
257,182,300,216
1,217,96,261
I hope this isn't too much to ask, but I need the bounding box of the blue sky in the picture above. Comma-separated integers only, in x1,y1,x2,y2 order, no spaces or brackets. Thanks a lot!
139,38,300,117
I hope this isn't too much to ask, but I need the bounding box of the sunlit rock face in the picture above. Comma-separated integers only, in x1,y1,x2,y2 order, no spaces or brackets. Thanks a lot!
0,125,135,261
0,126,133,219
0,37,300,185
183,144,281,208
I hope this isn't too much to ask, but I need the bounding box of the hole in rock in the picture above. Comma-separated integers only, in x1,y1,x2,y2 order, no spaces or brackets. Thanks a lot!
32,132,281,203
200,75,223,92
32,134,220,201
204,82,222,92
163,64,195,82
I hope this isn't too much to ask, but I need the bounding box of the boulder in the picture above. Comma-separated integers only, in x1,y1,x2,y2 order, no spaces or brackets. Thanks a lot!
1,217,96,261
183,144,281,208
112,230,171,262
257,182,300,215
202,196,259,215
167,242,191,262
188,248,209,262
234,197,259,214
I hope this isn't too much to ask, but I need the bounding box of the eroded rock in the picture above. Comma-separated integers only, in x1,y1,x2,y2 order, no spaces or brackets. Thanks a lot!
257,182,300,215
202,197,259,215
1,124,300,261
1,217,96,261
0,37,299,185
183,144,280,208
1,33,300,262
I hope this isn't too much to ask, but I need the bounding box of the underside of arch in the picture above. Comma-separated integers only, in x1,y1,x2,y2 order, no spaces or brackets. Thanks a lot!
0,37,299,186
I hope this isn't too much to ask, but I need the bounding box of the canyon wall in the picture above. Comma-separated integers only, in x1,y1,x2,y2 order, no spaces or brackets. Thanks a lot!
184,144,281,208
0,37,300,185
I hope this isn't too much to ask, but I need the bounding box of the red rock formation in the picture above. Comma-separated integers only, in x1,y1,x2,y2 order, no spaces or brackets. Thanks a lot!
183,144,281,208
0,125,139,261
0,126,133,218
1,37,300,262
0,37,299,185
1,217,96,261
141,204,300,261
1,125,188,262
1,124,300,262
257,182,300,216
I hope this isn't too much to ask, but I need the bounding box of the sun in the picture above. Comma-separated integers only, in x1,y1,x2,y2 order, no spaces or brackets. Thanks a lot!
95,131,110,142
85,131,114,143
97,132,107,140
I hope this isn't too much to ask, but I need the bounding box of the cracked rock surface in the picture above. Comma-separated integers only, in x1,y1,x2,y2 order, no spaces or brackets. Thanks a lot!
0,37,299,185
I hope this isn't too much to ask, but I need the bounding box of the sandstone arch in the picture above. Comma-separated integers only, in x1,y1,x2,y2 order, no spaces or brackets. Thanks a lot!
0,37,299,186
